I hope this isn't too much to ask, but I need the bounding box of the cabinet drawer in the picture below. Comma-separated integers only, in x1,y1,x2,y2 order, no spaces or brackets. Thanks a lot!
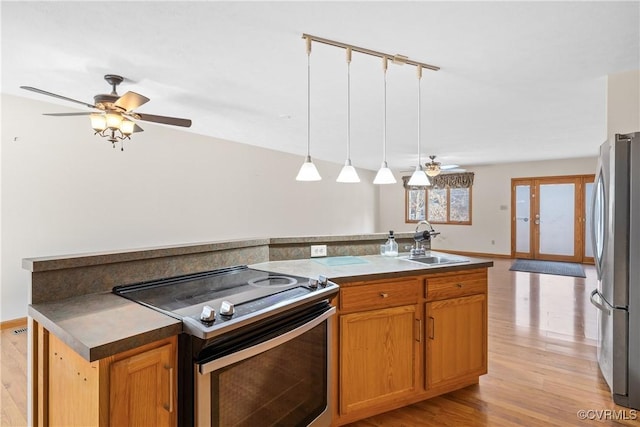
426,270,487,301
341,279,419,312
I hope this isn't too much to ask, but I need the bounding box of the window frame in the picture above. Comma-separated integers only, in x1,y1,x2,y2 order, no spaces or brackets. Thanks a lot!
405,186,473,225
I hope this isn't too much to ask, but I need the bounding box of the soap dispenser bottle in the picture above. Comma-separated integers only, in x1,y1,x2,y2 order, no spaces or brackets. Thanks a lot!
385,230,398,256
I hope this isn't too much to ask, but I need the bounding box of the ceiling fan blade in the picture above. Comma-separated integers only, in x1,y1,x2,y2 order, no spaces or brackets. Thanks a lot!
137,113,192,128
20,86,96,109
133,123,144,133
43,112,93,116
114,91,150,112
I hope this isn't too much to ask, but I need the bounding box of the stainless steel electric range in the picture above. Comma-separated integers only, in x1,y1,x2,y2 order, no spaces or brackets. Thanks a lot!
113,265,339,427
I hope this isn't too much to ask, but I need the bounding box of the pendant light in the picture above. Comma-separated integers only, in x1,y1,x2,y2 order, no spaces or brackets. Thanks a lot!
408,66,431,186
337,47,360,183
296,36,322,181
373,56,397,185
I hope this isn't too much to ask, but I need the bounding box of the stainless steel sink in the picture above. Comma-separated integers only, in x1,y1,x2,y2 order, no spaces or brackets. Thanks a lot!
403,255,469,266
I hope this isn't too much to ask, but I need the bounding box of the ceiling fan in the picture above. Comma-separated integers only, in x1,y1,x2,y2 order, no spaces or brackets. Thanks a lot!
20,74,192,150
403,155,463,177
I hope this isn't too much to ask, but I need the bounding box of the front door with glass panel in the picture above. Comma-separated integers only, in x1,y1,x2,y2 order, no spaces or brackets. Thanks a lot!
511,175,594,263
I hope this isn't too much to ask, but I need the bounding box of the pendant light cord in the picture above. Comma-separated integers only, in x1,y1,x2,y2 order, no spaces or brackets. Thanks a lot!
306,36,312,159
382,57,388,164
417,66,422,166
347,48,351,161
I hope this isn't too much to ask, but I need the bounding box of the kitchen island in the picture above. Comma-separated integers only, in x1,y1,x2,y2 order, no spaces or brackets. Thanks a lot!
25,236,491,426
254,253,492,425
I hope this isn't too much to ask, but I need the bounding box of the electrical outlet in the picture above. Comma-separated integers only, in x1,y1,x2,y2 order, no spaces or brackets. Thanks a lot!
310,245,327,257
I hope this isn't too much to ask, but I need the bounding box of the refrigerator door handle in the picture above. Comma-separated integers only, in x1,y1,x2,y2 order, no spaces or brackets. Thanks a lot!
591,169,605,281
590,289,611,315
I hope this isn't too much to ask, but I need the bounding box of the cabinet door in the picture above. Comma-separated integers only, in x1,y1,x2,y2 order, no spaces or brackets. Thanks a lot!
110,342,176,427
340,305,420,415
426,294,487,388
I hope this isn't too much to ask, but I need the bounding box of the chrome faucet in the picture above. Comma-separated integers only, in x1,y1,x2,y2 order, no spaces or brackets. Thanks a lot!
411,220,439,258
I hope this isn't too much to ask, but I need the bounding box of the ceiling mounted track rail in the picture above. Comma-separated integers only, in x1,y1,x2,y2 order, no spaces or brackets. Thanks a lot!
302,33,440,72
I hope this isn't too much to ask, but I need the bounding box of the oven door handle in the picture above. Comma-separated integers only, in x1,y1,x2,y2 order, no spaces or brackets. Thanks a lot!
198,306,336,375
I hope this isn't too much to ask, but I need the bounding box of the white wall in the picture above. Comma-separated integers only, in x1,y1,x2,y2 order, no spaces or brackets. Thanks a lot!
607,70,640,139
378,157,597,255
0,94,378,322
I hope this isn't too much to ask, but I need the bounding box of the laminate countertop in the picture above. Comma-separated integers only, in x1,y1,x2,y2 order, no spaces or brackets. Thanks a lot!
251,251,493,284
28,251,491,361
29,293,182,361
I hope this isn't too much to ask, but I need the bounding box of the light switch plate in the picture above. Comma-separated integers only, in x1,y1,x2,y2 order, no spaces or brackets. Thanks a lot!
310,245,327,257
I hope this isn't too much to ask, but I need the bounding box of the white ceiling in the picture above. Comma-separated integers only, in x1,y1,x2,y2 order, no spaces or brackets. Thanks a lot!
2,1,638,171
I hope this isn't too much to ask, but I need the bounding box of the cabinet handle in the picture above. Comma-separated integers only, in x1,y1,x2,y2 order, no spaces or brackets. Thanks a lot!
164,366,174,413
379,292,388,298
415,318,422,342
428,316,435,340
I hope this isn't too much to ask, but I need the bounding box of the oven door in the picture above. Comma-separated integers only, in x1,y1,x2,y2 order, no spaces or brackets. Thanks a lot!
195,302,335,427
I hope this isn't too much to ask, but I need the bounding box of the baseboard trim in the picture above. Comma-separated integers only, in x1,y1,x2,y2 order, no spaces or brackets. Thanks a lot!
1,317,28,330
434,249,512,259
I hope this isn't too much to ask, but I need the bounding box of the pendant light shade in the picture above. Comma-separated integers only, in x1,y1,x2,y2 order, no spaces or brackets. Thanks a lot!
296,36,322,181
374,161,397,184
337,160,360,183
408,165,430,186
337,47,360,183
407,66,431,187
296,155,322,181
374,57,396,185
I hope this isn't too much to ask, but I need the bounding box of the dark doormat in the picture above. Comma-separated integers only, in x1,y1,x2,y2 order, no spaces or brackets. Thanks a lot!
509,259,586,278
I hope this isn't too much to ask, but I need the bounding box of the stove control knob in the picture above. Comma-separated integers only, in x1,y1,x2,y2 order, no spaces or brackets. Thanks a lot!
200,305,216,323
308,278,319,289
319,275,328,287
220,300,235,316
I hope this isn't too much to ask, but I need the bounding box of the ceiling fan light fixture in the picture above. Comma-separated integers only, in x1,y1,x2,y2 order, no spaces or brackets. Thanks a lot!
296,155,322,181
408,165,431,186
90,113,106,132
120,119,135,136
425,163,441,177
425,155,442,177
21,74,192,152
105,112,123,130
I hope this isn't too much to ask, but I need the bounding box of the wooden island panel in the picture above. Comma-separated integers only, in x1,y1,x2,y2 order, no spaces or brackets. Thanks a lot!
32,320,176,427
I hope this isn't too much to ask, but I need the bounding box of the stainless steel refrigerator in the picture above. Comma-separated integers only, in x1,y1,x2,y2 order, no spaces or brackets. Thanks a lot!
590,131,640,410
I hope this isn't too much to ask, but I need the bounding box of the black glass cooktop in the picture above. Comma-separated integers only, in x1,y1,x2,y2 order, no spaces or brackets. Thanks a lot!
113,265,312,313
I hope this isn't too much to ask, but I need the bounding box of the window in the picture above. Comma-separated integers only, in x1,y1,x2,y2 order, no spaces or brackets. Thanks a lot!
404,173,473,225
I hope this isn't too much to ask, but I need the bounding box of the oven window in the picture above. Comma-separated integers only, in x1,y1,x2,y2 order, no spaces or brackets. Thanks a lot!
210,322,327,427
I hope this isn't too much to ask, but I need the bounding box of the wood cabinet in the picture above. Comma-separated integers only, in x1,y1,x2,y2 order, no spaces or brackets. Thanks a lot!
338,277,420,418
340,305,420,414
34,325,177,427
425,269,488,389
426,294,487,387
334,267,488,426
109,342,175,427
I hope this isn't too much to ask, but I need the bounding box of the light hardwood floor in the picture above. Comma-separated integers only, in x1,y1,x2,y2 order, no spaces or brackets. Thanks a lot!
1,259,639,426
1,320,27,426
